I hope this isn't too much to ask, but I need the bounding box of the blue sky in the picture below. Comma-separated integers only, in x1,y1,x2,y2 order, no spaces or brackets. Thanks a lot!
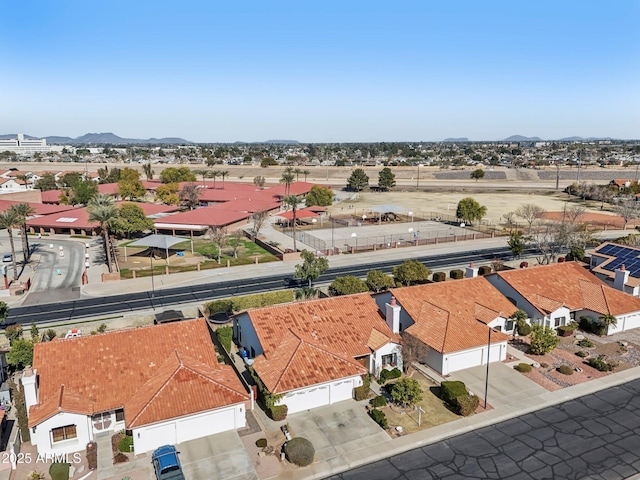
2,1,639,142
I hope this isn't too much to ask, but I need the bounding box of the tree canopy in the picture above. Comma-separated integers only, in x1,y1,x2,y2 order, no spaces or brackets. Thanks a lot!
155,183,180,205
305,185,333,207
390,377,423,407
470,169,485,181
456,197,487,224
378,167,396,190
393,259,430,286
160,167,196,184
118,167,146,200
112,203,154,237
294,250,329,287
347,168,369,192
34,172,58,191
366,270,395,293
507,230,526,258
7,338,34,370
328,276,368,296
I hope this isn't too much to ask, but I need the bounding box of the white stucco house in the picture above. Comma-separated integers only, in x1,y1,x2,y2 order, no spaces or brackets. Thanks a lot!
486,262,640,335
233,293,402,414
377,273,516,376
23,319,250,456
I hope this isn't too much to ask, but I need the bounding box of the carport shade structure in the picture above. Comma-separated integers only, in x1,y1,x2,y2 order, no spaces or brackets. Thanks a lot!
124,234,192,265
369,204,407,225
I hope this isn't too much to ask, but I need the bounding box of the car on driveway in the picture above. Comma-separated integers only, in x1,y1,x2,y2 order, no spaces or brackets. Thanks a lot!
152,445,185,480
2,254,11,263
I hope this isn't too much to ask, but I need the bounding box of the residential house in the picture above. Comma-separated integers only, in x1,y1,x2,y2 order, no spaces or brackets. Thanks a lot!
590,242,640,296
609,179,635,190
377,274,516,375
486,262,640,335
23,319,249,456
233,293,401,414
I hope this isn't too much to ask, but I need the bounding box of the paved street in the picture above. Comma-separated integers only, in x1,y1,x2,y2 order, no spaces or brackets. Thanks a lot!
326,378,640,480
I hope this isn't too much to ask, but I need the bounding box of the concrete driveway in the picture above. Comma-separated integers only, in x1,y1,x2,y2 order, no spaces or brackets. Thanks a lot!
178,430,258,480
449,361,547,410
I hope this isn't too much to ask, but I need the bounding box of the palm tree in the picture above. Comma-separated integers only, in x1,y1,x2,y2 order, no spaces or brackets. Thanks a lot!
220,170,229,188
283,194,303,252
0,209,20,281
211,170,220,189
293,168,302,182
302,170,310,182
10,204,35,263
88,196,119,273
599,314,617,335
280,167,295,196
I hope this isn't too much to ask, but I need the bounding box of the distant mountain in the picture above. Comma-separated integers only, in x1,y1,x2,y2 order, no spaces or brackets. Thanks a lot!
263,140,299,144
443,137,470,142
558,136,584,141
558,136,614,142
504,135,542,142
50,132,194,145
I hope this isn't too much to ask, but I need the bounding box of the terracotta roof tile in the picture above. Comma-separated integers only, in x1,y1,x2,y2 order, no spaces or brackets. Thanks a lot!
29,385,94,427
391,277,515,353
495,262,640,316
252,330,367,394
31,319,247,427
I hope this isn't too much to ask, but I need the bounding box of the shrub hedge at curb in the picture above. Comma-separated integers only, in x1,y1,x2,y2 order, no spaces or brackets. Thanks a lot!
368,409,388,429
514,363,532,373
456,394,479,416
557,365,574,375
432,272,446,282
370,395,387,408
440,381,467,405
450,269,464,280
379,367,401,383
284,437,315,467
267,405,288,421
478,266,492,276
206,290,295,315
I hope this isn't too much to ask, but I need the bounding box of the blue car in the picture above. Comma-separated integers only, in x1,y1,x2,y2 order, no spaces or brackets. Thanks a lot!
152,445,185,480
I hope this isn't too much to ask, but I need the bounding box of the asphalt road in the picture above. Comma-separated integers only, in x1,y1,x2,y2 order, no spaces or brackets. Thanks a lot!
6,245,528,324
326,378,640,480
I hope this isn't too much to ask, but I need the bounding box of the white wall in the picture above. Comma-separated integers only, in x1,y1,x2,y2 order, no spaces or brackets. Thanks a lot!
372,342,402,377
276,376,362,414
442,341,507,376
576,309,640,335
31,412,92,456
132,403,246,454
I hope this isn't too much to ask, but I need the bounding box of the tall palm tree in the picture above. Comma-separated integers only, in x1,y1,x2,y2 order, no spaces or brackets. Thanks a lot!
10,203,35,263
283,194,303,252
302,170,310,182
293,168,302,182
88,196,119,273
280,167,295,196
0,209,20,281
220,170,229,188
211,170,220,189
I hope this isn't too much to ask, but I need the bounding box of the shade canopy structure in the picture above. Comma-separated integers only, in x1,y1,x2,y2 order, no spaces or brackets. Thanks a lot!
277,209,320,221
124,234,192,264
369,204,407,213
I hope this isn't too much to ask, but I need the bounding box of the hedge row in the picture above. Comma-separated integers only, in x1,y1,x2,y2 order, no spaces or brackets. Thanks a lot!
206,290,295,314
379,368,401,383
440,381,477,416
267,405,288,421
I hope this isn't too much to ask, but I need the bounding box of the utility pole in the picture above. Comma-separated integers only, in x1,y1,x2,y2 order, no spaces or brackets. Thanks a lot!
555,162,560,191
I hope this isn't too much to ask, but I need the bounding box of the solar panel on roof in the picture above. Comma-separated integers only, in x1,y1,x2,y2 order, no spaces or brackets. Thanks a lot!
598,244,620,255
600,244,640,272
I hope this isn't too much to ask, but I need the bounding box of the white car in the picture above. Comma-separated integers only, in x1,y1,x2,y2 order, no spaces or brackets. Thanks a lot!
2,254,11,263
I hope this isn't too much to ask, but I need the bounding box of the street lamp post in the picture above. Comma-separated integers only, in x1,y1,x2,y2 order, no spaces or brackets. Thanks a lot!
408,211,414,224
351,232,357,252
484,326,492,409
150,248,156,310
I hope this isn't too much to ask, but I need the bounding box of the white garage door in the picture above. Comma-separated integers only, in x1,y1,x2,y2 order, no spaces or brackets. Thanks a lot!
145,423,177,450
446,348,484,374
176,407,237,444
623,314,640,332
330,379,354,403
283,385,330,414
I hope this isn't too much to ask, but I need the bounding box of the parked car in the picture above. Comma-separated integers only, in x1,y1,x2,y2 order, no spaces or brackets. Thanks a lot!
2,254,11,263
283,277,306,288
152,445,185,480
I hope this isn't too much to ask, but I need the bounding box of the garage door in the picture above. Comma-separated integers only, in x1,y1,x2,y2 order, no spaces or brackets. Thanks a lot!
446,348,484,374
283,385,330,414
623,314,640,332
144,423,177,451
176,407,237,444
330,379,354,404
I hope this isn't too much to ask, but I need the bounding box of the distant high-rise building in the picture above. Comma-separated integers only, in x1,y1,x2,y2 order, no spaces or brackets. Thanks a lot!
0,134,50,154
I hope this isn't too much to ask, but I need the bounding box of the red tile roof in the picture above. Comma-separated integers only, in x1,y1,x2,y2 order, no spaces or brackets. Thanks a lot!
115,201,180,216
27,206,97,230
495,262,640,316
252,330,367,394
391,277,515,354
208,198,280,213
276,208,319,220
267,182,315,197
30,319,248,428
153,206,251,228
0,199,74,216
41,190,63,204
97,183,119,195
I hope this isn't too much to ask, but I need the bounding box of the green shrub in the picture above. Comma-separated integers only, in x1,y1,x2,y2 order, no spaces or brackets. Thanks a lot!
267,405,288,421
49,463,70,480
557,326,574,337
205,290,295,315
255,438,268,448
206,298,234,314
516,319,532,336
370,395,387,408
514,363,532,373
215,326,233,352
354,385,370,401
529,325,559,355
575,350,588,358
379,368,401,383
368,409,388,429
440,381,468,405
579,316,606,336
456,394,479,416
478,266,492,276
557,365,574,375
578,338,594,348
450,269,464,280
284,437,315,467
117,435,134,453
432,272,446,282
586,356,614,372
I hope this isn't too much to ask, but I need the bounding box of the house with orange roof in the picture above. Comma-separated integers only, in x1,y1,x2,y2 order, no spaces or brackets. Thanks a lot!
486,262,640,335
22,319,250,456
233,293,401,414
379,275,517,375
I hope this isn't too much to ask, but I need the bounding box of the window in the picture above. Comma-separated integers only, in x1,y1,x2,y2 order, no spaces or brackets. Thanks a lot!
51,425,77,443
381,354,396,366
115,409,125,422
505,320,514,331
554,317,565,327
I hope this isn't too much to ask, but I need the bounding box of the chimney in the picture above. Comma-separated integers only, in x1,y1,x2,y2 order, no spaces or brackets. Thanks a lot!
21,367,38,413
465,262,479,278
385,297,401,334
614,265,630,291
